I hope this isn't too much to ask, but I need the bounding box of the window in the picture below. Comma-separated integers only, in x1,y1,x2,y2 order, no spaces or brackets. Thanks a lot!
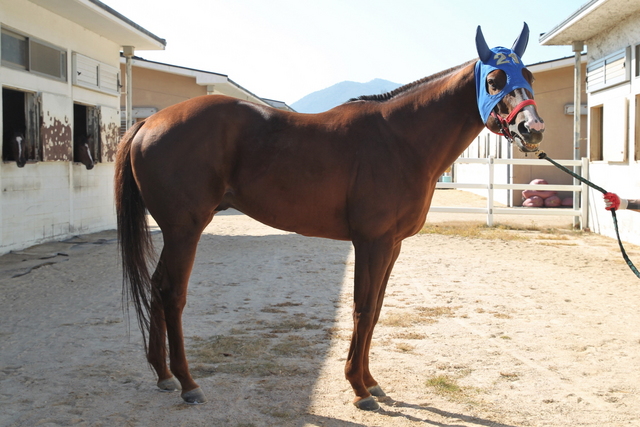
636,45,640,78
1,28,67,81
2,87,41,163
590,100,628,162
73,103,101,164
636,95,640,161
1,29,27,70
31,40,66,80
590,105,603,161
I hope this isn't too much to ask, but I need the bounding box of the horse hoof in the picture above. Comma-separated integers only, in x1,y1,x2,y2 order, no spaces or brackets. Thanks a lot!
354,396,380,411
182,387,206,404
367,385,386,397
157,376,181,391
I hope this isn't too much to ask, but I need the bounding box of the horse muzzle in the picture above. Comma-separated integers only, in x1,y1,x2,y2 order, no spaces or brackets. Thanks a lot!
508,102,545,152
509,120,544,152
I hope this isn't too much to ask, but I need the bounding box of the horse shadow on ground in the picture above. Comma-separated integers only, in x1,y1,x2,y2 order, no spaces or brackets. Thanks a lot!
376,397,519,427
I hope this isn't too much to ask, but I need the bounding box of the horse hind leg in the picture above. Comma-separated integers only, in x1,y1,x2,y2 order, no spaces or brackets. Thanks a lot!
151,224,211,404
147,261,181,392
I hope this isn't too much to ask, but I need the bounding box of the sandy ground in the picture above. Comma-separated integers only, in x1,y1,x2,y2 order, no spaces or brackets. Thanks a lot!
1,190,639,426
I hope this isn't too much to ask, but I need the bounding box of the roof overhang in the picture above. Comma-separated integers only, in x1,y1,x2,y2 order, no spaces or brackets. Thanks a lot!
527,54,586,73
28,0,166,50
540,0,640,46
121,56,271,106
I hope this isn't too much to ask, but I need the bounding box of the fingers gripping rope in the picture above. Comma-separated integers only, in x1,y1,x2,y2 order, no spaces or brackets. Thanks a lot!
536,151,640,279
604,193,621,211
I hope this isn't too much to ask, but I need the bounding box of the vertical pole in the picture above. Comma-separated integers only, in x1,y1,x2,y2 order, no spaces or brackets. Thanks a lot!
488,156,494,227
123,46,135,130
581,157,589,228
572,41,584,229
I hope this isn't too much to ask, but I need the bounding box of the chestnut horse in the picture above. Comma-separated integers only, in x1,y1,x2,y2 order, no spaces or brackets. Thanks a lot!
115,24,544,410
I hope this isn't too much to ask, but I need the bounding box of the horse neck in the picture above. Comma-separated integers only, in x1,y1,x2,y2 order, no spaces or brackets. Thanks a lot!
381,61,484,178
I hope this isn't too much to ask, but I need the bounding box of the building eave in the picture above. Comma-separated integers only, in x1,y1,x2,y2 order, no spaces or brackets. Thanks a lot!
527,54,586,73
28,0,166,50
121,56,271,107
539,0,640,45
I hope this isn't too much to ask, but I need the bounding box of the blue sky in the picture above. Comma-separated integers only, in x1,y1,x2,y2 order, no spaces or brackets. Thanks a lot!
104,0,588,104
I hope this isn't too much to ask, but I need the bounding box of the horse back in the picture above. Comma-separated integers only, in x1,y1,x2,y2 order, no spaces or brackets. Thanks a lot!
132,95,431,240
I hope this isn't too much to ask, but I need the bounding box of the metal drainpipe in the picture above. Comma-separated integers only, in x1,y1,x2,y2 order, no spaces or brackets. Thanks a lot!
572,41,584,229
123,46,135,130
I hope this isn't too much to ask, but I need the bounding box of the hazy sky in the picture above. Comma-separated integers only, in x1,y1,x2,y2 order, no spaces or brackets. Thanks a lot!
104,0,588,104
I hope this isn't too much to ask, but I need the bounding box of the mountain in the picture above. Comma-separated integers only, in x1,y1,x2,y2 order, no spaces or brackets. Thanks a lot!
291,78,403,114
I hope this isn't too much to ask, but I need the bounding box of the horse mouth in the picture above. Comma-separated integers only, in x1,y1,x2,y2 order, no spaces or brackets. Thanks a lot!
510,122,543,153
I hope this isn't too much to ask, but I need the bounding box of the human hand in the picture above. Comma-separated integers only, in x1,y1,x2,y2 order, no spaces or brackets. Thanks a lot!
604,193,628,210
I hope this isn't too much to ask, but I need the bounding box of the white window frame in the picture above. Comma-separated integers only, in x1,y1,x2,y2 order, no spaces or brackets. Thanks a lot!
1,27,67,82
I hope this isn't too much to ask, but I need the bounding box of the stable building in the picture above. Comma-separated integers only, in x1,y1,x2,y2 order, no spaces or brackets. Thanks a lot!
0,0,165,253
118,55,294,129
541,0,640,245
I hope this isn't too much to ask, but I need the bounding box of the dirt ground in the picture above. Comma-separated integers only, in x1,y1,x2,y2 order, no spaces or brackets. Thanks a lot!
1,190,639,427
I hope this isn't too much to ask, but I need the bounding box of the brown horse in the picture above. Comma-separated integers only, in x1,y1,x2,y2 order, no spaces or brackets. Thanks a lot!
74,134,95,170
3,130,27,168
115,24,544,410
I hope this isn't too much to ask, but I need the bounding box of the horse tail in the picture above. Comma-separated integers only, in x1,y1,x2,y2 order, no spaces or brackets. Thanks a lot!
114,120,153,346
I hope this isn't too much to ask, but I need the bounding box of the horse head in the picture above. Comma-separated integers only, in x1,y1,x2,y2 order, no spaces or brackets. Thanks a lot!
74,134,95,170
475,23,545,152
10,131,27,168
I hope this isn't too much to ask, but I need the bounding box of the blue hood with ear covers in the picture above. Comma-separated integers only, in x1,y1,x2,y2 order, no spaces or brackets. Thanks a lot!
475,47,533,124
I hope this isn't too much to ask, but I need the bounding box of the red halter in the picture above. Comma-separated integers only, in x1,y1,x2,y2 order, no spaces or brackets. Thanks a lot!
488,98,537,141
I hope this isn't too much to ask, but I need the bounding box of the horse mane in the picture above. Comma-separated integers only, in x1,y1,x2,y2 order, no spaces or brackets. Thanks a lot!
346,59,476,103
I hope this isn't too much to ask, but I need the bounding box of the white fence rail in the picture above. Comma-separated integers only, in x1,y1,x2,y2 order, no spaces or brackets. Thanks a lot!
432,157,590,227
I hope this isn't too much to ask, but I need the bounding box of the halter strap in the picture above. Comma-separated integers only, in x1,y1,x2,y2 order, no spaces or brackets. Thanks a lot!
488,98,537,141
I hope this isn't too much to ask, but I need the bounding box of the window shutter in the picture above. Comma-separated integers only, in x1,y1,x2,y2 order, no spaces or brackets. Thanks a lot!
73,53,99,90
40,92,73,161
99,105,121,162
587,47,631,92
99,63,120,95
73,53,120,95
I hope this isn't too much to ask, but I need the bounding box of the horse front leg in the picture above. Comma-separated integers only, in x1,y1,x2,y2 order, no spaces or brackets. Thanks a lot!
346,236,400,411
362,242,402,398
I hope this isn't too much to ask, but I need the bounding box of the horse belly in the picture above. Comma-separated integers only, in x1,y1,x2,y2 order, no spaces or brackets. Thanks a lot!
225,179,351,240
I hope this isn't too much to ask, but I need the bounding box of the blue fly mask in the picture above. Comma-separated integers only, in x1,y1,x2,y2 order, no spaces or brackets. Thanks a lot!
474,24,534,124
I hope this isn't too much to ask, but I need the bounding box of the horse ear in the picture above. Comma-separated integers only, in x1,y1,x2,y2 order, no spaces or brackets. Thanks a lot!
511,22,529,58
475,26,493,63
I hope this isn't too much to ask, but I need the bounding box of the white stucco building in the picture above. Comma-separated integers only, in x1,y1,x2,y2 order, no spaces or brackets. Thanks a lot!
0,0,165,253
541,0,640,245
